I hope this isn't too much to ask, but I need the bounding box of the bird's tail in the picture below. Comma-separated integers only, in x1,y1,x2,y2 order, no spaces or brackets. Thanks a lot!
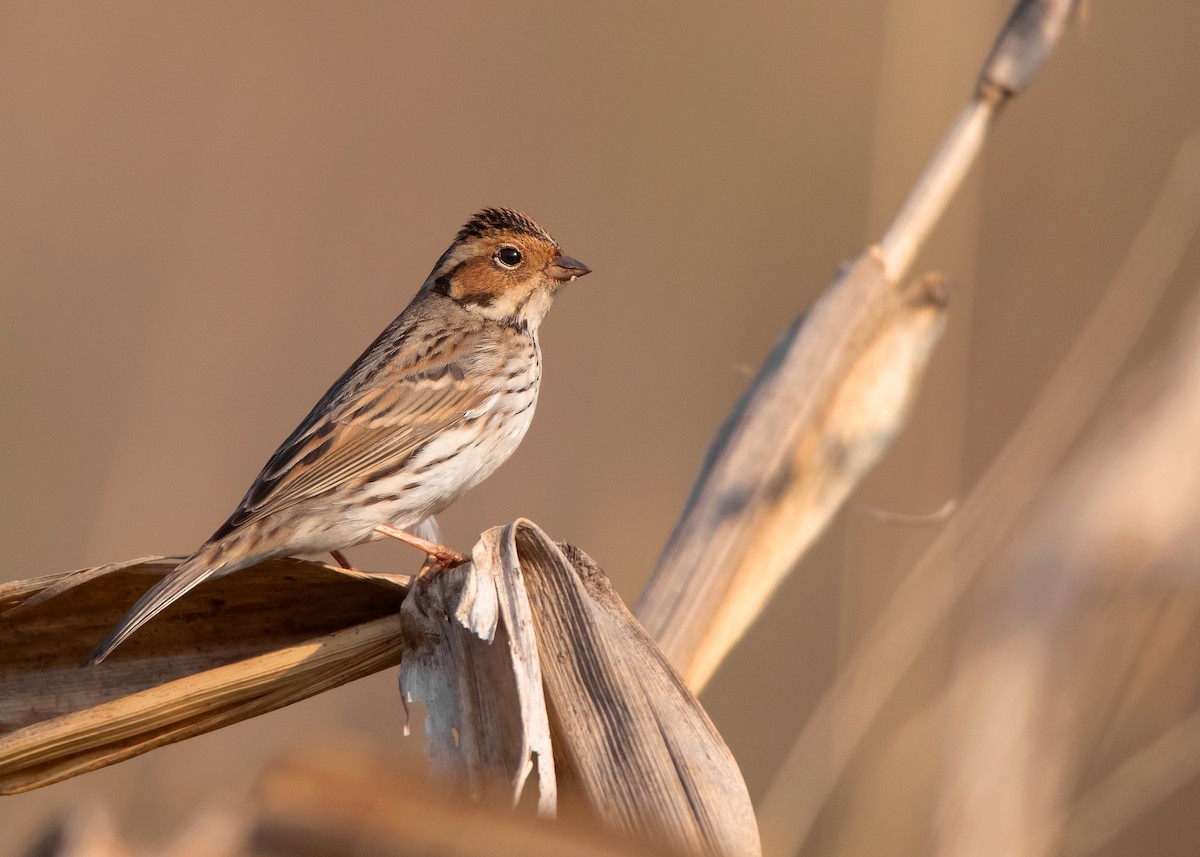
86,541,241,665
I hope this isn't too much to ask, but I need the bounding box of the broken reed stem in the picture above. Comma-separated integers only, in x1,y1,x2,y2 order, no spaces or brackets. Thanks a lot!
637,0,1081,692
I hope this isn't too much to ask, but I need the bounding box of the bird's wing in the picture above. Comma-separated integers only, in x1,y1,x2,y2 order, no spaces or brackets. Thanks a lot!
212,327,492,538
86,346,494,666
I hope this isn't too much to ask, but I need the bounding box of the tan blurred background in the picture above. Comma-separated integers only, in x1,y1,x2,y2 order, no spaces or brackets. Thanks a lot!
3,2,1200,855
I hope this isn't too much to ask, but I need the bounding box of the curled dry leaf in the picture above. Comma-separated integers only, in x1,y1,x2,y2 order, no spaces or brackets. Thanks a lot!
401,519,761,857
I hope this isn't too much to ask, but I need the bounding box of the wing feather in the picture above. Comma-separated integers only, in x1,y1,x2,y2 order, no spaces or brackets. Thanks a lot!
211,320,494,537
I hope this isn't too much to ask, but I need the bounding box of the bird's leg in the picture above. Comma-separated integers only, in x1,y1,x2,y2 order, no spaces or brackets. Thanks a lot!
373,523,468,568
329,550,356,571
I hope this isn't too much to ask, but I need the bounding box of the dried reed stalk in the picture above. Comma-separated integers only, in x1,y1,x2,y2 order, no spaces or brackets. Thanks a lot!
636,0,1080,691
938,291,1200,857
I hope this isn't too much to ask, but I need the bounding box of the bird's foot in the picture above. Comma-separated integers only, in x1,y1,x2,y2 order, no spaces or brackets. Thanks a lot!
329,549,357,571
373,523,468,570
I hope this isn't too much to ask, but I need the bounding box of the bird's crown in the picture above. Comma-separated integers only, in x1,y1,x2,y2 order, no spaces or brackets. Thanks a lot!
454,207,557,249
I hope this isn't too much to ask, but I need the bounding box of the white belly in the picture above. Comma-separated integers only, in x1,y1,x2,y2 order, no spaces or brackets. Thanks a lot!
314,381,540,549
382,396,537,523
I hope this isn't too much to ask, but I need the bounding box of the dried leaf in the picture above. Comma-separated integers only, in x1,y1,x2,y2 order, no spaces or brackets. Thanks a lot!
0,557,407,793
404,520,760,857
638,269,947,688
400,533,555,815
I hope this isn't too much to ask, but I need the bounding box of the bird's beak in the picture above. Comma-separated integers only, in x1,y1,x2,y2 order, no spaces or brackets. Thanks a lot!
546,254,592,283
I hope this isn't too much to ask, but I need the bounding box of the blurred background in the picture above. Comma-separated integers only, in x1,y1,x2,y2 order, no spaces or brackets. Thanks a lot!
3,2,1200,855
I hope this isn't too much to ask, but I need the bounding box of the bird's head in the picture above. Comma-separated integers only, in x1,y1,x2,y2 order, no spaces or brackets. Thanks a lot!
423,208,591,329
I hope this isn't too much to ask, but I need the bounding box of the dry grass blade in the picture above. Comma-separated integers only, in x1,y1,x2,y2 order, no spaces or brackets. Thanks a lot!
939,290,1200,857
1050,707,1200,857
637,0,1081,691
940,292,1200,857
0,556,407,793
637,271,947,688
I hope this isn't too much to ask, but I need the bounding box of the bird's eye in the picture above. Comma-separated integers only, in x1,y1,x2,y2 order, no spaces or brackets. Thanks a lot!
495,246,523,269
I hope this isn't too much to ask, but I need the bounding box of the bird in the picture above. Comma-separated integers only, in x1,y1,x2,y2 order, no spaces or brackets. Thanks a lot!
87,207,590,665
